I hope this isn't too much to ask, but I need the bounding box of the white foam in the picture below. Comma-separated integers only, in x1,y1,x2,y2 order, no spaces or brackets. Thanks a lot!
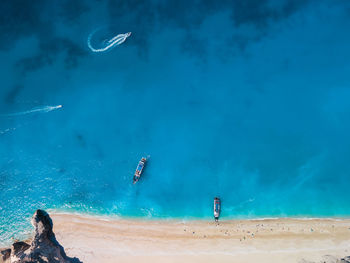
2,105,62,117
87,30,131,53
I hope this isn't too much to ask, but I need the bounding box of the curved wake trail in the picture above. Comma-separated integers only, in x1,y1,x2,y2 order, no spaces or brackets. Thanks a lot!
87,30,131,52
2,105,62,117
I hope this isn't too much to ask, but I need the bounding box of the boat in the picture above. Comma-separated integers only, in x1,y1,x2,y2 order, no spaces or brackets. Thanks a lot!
214,197,221,221
133,157,147,184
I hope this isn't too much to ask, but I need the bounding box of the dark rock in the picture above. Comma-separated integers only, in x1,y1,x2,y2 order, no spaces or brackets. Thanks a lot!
11,242,29,258
340,256,350,263
6,209,82,263
1,248,11,262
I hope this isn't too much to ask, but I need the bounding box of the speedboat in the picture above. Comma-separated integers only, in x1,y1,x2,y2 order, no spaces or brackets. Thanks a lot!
214,197,221,221
133,157,147,184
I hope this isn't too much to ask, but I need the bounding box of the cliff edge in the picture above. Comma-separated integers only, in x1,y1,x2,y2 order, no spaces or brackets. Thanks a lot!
0,210,81,263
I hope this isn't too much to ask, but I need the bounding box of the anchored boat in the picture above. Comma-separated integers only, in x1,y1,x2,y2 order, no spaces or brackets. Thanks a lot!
214,197,221,221
133,157,147,184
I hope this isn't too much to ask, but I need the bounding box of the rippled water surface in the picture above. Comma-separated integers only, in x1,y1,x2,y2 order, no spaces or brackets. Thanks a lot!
1,0,350,245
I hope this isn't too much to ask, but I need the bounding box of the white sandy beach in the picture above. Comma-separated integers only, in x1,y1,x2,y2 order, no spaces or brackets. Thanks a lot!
46,213,350,263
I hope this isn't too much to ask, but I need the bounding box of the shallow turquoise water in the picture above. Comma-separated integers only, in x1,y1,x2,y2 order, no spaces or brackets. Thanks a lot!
1,0,350,245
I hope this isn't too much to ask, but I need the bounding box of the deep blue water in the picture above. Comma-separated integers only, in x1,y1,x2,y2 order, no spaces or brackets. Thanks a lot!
1,0,350,245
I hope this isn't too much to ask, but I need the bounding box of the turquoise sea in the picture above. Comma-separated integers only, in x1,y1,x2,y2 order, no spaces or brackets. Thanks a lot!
1,0,350,245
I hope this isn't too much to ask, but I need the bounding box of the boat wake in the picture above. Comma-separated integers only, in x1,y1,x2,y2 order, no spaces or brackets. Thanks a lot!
87,29,131,53
2,105,62,117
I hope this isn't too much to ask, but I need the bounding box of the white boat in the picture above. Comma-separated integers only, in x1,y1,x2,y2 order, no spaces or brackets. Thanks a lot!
133,157,147,184
214,197,221,221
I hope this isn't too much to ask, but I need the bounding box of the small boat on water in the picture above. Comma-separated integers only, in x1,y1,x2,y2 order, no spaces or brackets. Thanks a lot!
133,157,147,184
214,197,221,221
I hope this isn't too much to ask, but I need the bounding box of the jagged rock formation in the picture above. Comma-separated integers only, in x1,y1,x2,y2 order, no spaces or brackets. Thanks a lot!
0,249,11,263
0,210,81,263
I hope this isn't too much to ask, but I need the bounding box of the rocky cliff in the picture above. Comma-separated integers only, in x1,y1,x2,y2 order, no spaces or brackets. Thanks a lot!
0,210,81,263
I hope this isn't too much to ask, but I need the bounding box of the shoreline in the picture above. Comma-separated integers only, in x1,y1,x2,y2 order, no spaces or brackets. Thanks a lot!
33,212,350,262
2,210,350,246
2,211,350,262
47,208,350,221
